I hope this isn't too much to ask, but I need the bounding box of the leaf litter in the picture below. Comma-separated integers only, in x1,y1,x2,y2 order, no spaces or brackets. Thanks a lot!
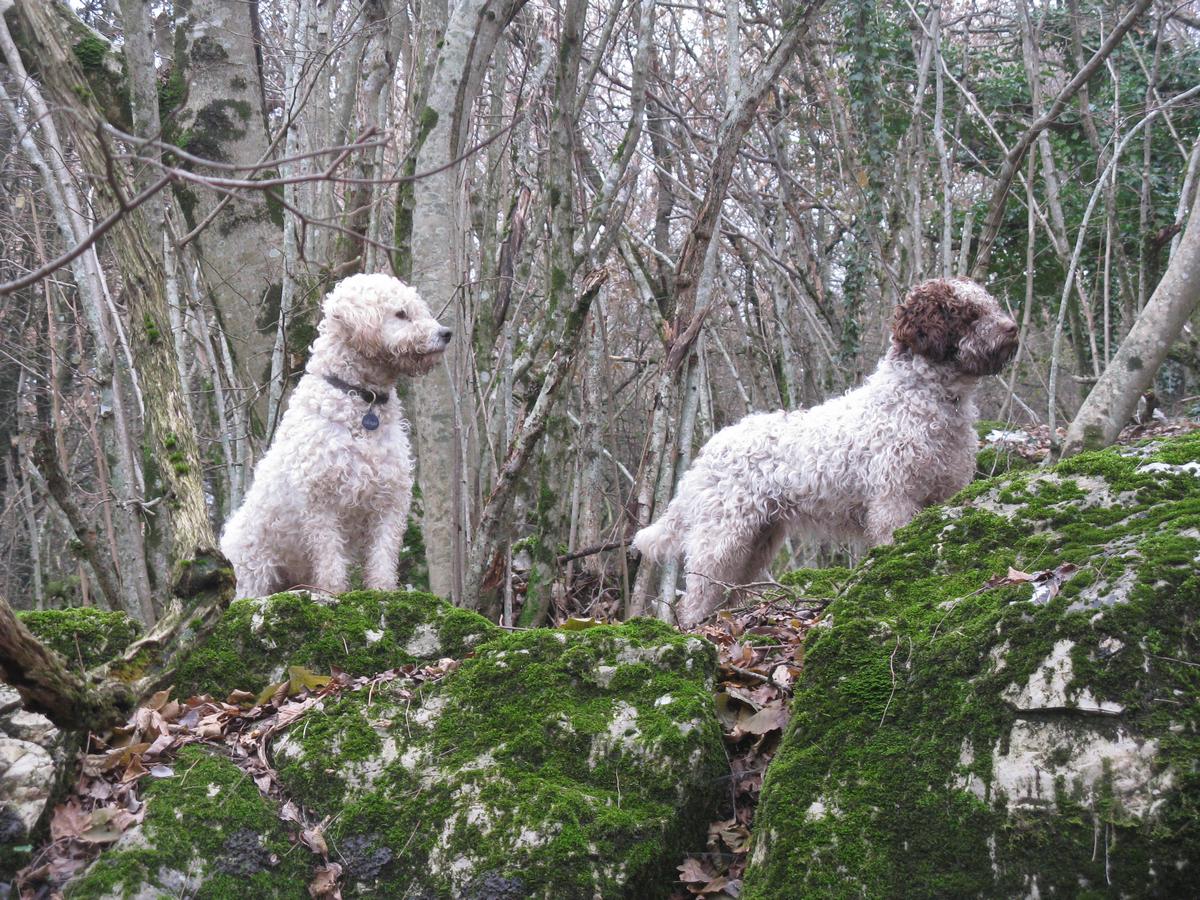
670,593,825,900
15,658,460,899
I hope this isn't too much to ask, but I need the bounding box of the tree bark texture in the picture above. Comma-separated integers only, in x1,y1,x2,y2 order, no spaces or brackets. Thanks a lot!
172,0,283,435
12,0,220,573
409,0,529,604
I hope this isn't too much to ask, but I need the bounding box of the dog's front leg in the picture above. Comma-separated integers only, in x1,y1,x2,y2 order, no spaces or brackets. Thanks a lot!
304,507,351,594
363,505,407,591
865,496,923,546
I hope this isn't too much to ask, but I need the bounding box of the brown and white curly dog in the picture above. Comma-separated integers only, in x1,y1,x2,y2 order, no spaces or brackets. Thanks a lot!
635,277,1019,627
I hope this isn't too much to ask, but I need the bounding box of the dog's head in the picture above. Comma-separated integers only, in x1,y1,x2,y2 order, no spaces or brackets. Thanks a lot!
892,277,1018,376
320,274,451,376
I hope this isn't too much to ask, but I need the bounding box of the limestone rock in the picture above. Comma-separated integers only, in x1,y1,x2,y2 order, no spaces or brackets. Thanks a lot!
273,619,724,898
745,431,1200,898
0,686,63,880
55,613,721,898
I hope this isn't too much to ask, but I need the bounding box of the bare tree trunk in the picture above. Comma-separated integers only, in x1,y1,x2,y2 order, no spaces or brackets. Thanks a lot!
10,445,43,609
1062,140,1200,456
409,0,528,603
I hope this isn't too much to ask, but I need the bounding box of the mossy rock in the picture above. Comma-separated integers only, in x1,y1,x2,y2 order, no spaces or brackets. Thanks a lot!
745,431,1200,897
777,566,851,598
273,618,725,897
975,443,1038,478
18,608,141,671
65,745,311,898
172,590,496,698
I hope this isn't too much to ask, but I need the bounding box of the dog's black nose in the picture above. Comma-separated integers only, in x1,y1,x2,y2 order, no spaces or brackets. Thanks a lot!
439,328,453,344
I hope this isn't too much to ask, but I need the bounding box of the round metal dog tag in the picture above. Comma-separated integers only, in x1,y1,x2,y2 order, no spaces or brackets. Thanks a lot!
362,411,380,431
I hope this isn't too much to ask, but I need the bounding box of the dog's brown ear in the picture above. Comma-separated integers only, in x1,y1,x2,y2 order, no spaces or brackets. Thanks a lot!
893,280,960,361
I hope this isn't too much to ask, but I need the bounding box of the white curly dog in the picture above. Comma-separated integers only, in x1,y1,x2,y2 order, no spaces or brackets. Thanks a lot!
635,277,1019,628
221,273,451,598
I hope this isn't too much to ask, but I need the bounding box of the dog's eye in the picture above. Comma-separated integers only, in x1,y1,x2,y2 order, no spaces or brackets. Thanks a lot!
395,310,408,320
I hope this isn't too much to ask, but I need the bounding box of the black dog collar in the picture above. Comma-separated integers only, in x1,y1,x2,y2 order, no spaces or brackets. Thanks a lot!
323,375,389,430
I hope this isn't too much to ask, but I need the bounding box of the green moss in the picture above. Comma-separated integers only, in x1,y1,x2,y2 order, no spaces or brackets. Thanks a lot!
777,566,851,598
418,106,439,134
174,185,199,227
181,99,252,163
67,746,309,898
142,314,161,343
172,590,496,698
109,646,156,682
72,35,108,71
158,66,186,118
975,444,1037,478
263,187,286,229
396,486,429,591
18,608,141,671
275,621,725,897
189,35,229,64
745,433,1200,898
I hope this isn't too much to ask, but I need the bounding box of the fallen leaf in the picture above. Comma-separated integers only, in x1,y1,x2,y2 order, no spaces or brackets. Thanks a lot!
78,809,127,844
143,733,175,758
257,679,288,706
1030,563,1080,605
678,857,712,884
300,826,328,856
560,616,604,631
308,861,342,899
770,665,798,691
120,757,149,784
697,874,733,895
985,567,1035,588
736,700,790,737
713,693,742,730
289,666,331,694
49,800,90,842
279,800,304,824
144,688,172,711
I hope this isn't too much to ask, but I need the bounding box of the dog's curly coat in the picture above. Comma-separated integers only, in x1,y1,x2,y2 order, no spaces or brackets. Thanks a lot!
220,274,450,598
634,277,1019,628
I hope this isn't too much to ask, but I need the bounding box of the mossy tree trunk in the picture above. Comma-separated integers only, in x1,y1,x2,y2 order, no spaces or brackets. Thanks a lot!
5,1,237,717
0,595,134,733
10,0,219,579
169,0,283,450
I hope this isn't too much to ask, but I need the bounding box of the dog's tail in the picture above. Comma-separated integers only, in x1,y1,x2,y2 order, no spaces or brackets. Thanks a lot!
633,504,684,562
